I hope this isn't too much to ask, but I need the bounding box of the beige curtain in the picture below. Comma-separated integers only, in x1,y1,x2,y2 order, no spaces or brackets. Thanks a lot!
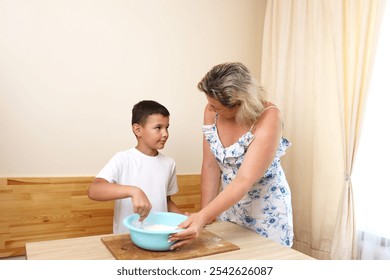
261,0,383,259
329,0,384,259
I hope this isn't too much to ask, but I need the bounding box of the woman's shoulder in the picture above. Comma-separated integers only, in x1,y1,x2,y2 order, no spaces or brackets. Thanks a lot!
262,102,279,112
261,102,281,117
252,102,282,133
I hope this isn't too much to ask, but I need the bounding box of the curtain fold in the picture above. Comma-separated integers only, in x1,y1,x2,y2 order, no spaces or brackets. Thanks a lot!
261,0,384,259
329,0,384,260
348,0,389,260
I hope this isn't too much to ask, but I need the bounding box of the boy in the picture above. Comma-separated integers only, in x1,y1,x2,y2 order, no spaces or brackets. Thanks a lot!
88,100,181,234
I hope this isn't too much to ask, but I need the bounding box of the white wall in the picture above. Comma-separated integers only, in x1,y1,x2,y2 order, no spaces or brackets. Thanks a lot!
0,0,267,176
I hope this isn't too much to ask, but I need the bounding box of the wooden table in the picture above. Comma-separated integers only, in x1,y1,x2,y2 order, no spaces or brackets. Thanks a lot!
25,222,314,260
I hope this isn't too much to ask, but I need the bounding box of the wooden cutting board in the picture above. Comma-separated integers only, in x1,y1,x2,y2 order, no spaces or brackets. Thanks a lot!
101,229,239,260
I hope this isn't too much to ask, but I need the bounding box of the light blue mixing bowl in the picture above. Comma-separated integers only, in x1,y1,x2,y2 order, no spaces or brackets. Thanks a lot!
123,212,187,251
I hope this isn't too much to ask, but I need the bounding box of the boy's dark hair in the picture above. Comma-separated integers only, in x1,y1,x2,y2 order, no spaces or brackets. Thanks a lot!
131,100,170,125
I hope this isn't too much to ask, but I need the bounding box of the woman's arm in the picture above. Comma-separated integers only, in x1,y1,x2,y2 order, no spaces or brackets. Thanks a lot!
200,107,221,209
200,108,283,221
200,139,221,219
169,107,282,248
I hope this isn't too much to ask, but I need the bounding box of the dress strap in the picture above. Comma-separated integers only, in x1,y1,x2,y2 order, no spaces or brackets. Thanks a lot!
214,113,219,124
249,105,281,133
262,105,279,112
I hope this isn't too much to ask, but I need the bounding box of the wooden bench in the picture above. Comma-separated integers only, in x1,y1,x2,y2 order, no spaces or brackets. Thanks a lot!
0,175,200,258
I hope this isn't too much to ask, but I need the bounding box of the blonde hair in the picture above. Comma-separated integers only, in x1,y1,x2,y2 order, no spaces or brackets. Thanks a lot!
197,62,267,126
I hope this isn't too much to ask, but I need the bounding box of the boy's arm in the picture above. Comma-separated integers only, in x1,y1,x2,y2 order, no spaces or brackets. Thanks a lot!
88,178,135,201
88,178,152,220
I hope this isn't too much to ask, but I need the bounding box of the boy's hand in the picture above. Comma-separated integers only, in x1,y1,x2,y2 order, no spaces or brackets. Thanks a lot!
130,187,152,221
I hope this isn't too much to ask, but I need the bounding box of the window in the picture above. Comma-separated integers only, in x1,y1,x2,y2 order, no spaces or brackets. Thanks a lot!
353,3,390,259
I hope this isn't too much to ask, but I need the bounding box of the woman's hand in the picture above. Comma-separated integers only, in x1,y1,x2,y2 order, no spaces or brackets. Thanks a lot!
168,213,208,250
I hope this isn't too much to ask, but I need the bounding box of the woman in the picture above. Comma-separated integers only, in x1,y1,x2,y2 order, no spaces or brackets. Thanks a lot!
170,62,293,249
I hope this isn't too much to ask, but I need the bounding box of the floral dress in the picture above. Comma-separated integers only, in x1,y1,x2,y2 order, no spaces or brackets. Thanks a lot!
202,118,294,247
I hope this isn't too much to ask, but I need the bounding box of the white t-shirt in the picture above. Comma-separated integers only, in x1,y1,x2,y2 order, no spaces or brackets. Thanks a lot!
96,148,178,234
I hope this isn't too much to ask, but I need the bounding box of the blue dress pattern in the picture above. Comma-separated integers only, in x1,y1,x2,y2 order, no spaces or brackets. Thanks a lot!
202,123,294,247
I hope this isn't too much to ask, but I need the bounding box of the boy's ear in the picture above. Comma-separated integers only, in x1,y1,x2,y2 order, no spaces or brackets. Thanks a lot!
132,123,141,137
